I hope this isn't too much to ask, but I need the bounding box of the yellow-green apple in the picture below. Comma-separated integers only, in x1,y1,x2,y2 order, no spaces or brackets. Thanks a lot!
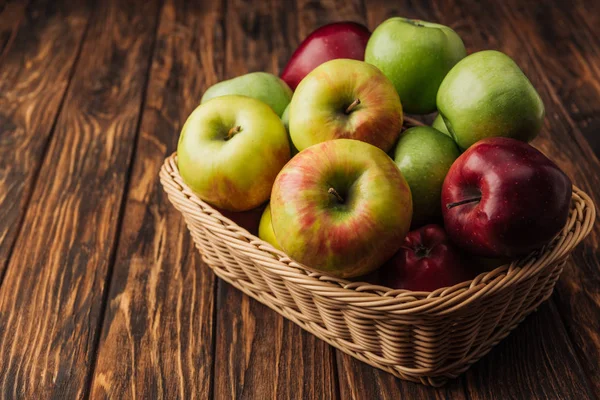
442,137,572,258
178,95,290,211
201,72,292,116
365,18,466,114
270,139,413,278
437,50,545,150
258,204,282,250
432,114,450,136
393,126,460,227
281,104,298,156
289,59,403,153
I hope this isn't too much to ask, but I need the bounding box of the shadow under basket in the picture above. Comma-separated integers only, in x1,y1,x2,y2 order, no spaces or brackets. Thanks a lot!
160,153,595,387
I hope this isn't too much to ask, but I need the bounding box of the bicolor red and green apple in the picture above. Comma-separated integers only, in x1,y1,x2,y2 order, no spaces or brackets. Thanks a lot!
289,59,403,153
270,139,413,278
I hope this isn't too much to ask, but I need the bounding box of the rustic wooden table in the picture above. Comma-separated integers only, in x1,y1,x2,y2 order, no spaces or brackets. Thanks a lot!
0,0,598,398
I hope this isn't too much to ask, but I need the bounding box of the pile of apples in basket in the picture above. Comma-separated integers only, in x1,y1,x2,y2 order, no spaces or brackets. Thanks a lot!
177,18,572,291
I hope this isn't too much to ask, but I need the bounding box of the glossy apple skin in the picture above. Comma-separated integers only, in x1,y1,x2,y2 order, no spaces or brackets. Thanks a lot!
365,18,466,114
201,72,292,116
270,139,412,278
380,224,474,291
281,22,371,90
393,126,460,227
442,137,572,258
258,204,282,250
178,95,290,211
437,50,545,150
432,113,451,136
289,59,403,153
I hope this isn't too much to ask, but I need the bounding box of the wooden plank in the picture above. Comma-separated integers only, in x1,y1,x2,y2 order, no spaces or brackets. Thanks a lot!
292,0,467,397
421,0,598,396
465,301,593,399
0,1,28,64
337,353,466,400
0,0,90,279
501,1,600,158
211,0,338,398
88,0,224,398
494,1,600,396
358,0,597,396
0,0,160,397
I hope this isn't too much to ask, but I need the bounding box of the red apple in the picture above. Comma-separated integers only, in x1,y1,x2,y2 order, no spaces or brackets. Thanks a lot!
380,224,473,291
217,204,266,236
281,22,371,90
442,137,572,258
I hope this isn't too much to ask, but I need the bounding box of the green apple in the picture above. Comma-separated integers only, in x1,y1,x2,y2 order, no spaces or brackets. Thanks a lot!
289,59,403,153
437,50,545,150
201,72,292,116
393,126,460,227
281,104,298,156
271,139,412,278
258,204,282,250
432,114,450,136
178,95,290,211
365,18,466,114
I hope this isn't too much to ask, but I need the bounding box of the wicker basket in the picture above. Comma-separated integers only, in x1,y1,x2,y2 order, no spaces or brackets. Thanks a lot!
160,145,595,386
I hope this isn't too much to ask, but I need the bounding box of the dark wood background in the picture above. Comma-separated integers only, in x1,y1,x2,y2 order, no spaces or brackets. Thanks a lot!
0,0,599,398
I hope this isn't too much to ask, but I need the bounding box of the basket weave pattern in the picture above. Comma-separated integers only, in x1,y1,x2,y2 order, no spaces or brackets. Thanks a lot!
160,152,595,386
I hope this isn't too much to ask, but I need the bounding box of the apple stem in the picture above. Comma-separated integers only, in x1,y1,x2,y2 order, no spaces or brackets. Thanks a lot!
345,98,361,114
328,187,345,203
226,125,242,140
446,196,482,209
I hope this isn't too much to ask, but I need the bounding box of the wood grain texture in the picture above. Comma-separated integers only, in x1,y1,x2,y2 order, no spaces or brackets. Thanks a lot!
0,0,160,397
0,0,90,280
465,301,593,399
0,1,28,65
495,2,600,396
211,1,337,399
89,0,224,398
423,0,599,396
337,352,466,400
293,1,464,397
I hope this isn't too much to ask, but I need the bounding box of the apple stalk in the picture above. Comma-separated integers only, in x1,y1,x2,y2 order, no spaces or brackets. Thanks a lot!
328,187,345,203
345,98,360,114
446,196,482,209
227,125,242,140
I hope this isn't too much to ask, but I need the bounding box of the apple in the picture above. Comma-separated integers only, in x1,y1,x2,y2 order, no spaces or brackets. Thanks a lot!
393,126,460,227
432,114,451,136
379,224,474,291
289,59,403,153
442,137,572,258
270,139,412,278
219,204,265,235
437,50,545,150
281,22,371,90
201,72,292,116
258,204,282,250
365,17,466,114
178,95,290,211
281,104,298,156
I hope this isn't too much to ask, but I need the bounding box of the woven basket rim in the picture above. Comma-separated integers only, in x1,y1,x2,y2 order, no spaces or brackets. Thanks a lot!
160,152,595,313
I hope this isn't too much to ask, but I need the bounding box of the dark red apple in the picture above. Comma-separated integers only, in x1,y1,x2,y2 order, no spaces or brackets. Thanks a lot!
380,224,474,291
217,204,266,235
281,22,371,90
442,137,572,258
